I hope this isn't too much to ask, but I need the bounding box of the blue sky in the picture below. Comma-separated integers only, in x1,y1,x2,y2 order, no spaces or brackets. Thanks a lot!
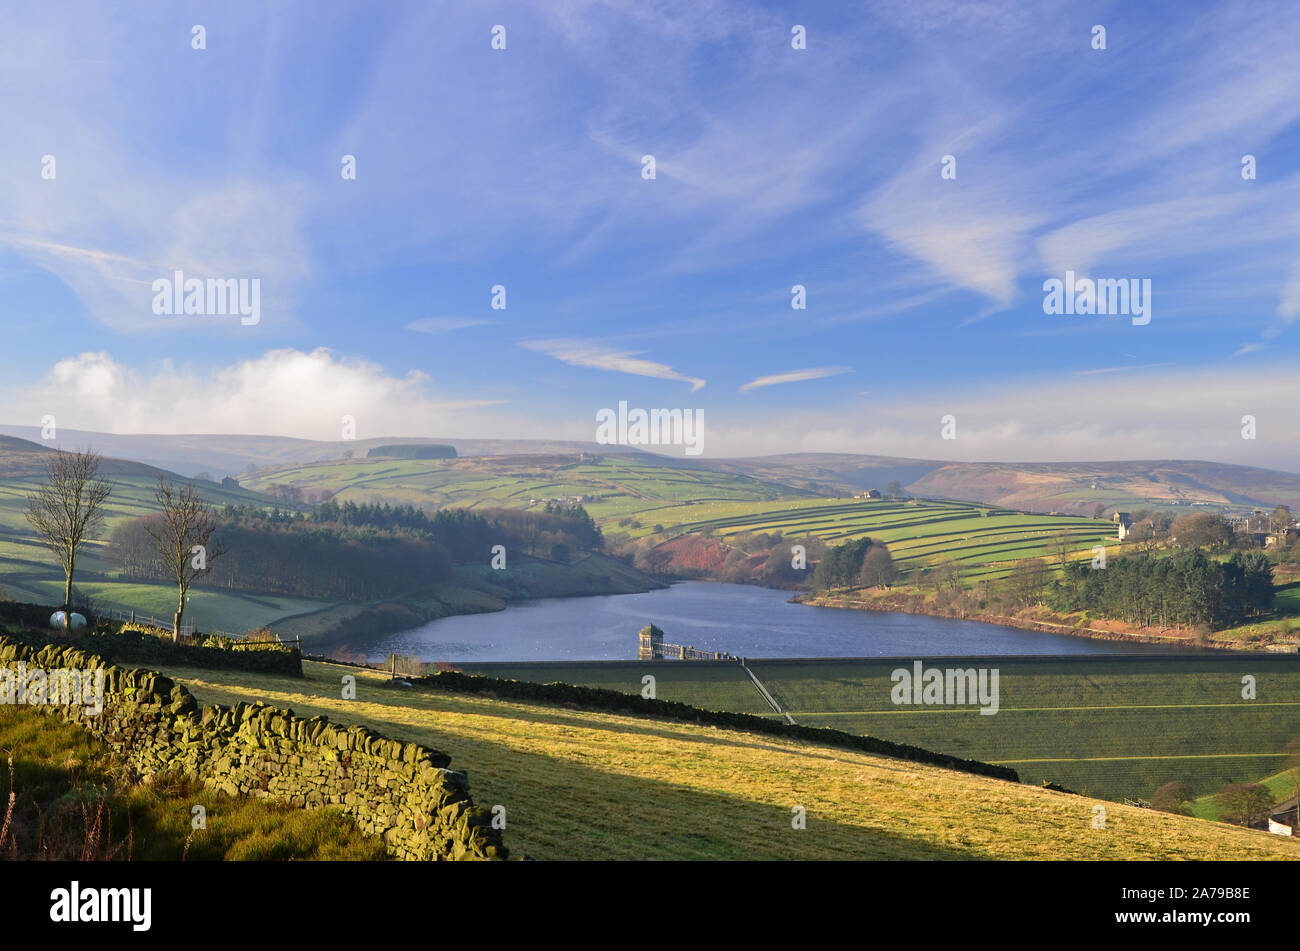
3,0,1300,468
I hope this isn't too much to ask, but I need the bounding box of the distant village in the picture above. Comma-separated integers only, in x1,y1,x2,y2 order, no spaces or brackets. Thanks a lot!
1112,508,1298,547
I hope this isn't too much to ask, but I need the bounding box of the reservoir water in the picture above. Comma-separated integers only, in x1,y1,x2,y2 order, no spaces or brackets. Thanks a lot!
369,581,1177,662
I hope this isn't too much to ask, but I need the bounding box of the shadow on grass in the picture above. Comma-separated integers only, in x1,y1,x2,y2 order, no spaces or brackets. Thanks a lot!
162,664,984,860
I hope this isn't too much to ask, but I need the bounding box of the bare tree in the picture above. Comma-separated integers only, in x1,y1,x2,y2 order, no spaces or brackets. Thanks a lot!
25,449,113,628
1006,557,1050,608
1273,505,1294,535
858,544,897,588
1049,532,1073,572
146,477,224,640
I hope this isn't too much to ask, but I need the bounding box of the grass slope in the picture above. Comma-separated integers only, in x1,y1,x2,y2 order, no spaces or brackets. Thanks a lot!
144,658,1300,860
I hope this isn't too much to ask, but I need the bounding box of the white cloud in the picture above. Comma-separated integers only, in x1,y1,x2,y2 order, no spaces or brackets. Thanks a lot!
739,366,850,392
860,160,1041,307
7,350,1300,472
10,350,504,439
522,339,706,391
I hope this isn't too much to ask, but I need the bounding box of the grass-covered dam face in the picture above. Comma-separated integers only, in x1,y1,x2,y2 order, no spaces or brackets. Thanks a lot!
461,654,1300,803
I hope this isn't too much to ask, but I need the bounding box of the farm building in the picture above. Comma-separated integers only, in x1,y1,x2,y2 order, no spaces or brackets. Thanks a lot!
1265,527,1297,549
1261,797,1297,836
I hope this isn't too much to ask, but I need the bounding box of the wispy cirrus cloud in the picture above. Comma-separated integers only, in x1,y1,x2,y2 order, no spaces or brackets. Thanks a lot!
1072,363,1171,377
405,317,494,334
521,339,706,391
739,366,851,392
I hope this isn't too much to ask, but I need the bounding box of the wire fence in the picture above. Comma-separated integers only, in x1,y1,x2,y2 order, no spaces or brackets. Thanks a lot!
95,609,301,653
96,608,193,638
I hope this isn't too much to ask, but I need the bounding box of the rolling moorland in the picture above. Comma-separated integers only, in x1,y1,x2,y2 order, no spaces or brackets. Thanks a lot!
8,425,1300,513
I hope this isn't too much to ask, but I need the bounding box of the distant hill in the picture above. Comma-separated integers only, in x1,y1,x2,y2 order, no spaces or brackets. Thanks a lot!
0,426,652,477
0,437,296,505
5,425,1300,514
366,444,457,460
904,459,1300,514
709,453,1300,514
705,453,945,496
0,435,51,454
0,434,170,480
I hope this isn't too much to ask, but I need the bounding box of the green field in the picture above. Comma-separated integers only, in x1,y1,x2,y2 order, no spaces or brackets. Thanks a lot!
459,655,1300,803
651,497,1116,583
241,455,804,521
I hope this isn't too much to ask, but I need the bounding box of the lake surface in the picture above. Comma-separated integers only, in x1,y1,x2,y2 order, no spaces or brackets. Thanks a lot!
369,581,1178,662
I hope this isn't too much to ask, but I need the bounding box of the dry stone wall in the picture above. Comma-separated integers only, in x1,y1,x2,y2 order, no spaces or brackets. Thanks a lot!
0,634,507,860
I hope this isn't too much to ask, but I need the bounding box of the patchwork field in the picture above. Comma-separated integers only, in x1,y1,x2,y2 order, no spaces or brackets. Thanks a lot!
236,455,1120,585
459,655,1300,803
143,658,1299,860
648,497,1116,582
239,455,804,521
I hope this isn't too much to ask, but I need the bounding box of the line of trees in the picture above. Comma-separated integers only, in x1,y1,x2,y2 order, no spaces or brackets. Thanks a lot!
106,512,456,602
198,524,453,600
225,498,604,561
104,495,611,602
812,537,884,590
1051,550,1274,629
